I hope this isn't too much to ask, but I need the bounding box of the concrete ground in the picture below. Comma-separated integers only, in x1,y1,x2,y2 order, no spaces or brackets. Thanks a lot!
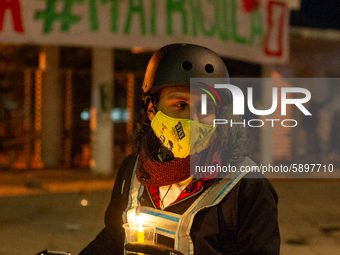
0,168,115,255
0,169,339,255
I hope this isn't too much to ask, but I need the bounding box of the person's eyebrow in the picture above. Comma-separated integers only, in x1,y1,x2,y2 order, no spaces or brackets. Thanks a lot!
166,93,190,101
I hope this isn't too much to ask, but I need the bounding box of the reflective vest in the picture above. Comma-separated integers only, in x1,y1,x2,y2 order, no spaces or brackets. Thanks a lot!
123,157,255,255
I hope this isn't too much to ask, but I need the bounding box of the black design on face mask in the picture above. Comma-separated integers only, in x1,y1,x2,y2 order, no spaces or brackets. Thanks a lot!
175,122,185,140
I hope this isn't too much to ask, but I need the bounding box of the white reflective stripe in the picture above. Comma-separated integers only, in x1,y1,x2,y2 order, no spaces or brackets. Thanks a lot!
122,156,257,255
123,157,143,224
211,172,248,206
178,173,245,254
176,182,220,254
140,207,181,238
177,157,257,254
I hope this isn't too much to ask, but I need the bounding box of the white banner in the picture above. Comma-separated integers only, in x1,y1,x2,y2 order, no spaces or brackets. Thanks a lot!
0,0,290,64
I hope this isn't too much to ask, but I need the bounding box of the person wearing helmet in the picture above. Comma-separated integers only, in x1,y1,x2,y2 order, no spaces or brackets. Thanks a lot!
79,44,280,255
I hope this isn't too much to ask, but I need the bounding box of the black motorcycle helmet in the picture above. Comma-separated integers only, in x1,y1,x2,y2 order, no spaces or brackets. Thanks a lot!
142,43,231,113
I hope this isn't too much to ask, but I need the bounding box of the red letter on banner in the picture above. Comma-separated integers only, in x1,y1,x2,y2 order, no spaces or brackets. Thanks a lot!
264,1,287,57
0,0,24,32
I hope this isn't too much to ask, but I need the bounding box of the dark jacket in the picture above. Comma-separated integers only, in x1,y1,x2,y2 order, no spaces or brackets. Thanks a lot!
79,154,280,255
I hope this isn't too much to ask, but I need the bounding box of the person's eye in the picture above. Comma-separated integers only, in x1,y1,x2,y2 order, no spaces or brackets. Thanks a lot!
173,102,188,109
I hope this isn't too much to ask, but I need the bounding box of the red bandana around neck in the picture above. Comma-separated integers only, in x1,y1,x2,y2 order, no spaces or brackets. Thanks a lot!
136,129,221,187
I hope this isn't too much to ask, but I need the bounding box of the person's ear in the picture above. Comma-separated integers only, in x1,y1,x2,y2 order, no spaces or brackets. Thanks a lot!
147,101,156,121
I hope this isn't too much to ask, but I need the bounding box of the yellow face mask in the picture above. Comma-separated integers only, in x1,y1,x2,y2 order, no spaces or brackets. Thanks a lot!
151,111,216,158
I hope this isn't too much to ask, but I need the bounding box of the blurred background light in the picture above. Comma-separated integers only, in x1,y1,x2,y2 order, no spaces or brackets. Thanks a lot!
80,108,128,122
